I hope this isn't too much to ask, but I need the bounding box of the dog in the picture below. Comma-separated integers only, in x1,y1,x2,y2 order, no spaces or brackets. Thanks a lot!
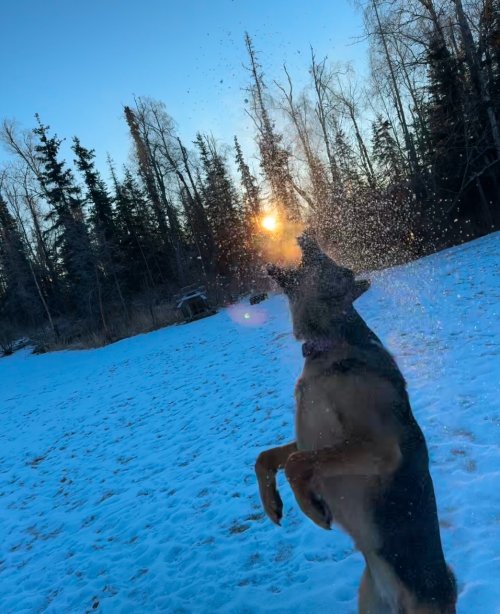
255,232,457,613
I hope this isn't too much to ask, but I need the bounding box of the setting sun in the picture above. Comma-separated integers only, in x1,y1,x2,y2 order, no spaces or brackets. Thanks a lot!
261,214,278,232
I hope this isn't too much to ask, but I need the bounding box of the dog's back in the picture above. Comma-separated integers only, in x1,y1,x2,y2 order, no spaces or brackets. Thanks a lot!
359,320,456,610
299,309,457,612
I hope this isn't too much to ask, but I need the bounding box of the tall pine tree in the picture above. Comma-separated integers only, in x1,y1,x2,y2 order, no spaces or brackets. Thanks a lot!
196,134,248,288
73,139,127,316
0,193,42,326
33,116,97,319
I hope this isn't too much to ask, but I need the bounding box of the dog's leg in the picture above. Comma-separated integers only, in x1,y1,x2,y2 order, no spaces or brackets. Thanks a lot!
286,437,401,478
285,438,401,529
358,567,388,614
255,442,297,525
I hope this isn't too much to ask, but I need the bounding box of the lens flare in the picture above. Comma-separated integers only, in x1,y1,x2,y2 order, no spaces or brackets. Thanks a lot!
257,218,305,267
261,215,278,232
228,304,267,327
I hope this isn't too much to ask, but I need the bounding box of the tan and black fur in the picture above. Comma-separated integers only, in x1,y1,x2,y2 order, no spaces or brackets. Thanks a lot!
255,232,457,614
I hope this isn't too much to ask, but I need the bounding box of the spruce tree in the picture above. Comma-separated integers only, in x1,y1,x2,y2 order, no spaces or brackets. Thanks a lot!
111,164,163,292
234,135,261,219
72,139,117,243
425,36,468,239
371,117,405,185
196,134,247,287
0,194,42,326
33,116,96,318
73,139,128,316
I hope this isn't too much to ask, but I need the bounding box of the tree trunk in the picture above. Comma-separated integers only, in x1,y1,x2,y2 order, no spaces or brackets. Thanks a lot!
453,0,500,158
347,106,376,187
310,51,341,187
371,0,422,193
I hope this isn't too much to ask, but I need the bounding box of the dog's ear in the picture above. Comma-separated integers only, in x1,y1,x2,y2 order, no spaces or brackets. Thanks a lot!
352,279,370,301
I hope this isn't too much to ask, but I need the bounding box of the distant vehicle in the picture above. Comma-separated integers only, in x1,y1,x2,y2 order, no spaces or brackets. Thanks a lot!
249,292,268,305
175,285,217,323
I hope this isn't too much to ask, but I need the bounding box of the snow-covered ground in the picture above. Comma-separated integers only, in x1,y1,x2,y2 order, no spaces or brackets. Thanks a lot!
1,233,499,614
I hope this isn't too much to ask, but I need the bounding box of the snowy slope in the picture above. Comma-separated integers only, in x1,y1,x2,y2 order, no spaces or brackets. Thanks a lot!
1,233,499,614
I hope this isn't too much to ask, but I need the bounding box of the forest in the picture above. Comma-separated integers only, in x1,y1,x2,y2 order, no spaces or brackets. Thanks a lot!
1,0,499,352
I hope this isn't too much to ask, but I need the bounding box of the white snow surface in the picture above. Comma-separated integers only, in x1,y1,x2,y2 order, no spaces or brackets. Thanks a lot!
1,233,499,614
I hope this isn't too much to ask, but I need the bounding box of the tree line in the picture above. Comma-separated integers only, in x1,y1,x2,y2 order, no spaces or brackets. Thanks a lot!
1,0,499,350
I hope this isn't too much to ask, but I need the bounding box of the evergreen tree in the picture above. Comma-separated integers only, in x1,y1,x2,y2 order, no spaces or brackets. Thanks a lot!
0,193,42,326
73,139,117,243
73,139,127,316
234,135,261,220
425,36,469,239
334,128,361,188
111,164,162,292
483,0,500,117
33,116,96,318
233,135,263,278
371,116,405,185
195,134,248,286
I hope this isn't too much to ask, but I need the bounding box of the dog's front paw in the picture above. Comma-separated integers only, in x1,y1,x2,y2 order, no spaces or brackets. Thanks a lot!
261,483,284,526
309,492,332,530
255,455,284,526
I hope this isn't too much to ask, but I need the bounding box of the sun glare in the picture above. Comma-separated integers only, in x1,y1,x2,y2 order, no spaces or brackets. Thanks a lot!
261,214,278,232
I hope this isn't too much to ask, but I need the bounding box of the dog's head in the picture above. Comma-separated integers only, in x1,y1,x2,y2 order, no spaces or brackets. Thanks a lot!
267,230,370,340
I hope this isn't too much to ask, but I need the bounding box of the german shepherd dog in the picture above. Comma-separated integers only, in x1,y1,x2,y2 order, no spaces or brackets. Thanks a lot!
255,232,457,613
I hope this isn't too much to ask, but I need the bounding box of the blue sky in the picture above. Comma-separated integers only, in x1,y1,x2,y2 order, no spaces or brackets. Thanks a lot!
1,0,368,177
